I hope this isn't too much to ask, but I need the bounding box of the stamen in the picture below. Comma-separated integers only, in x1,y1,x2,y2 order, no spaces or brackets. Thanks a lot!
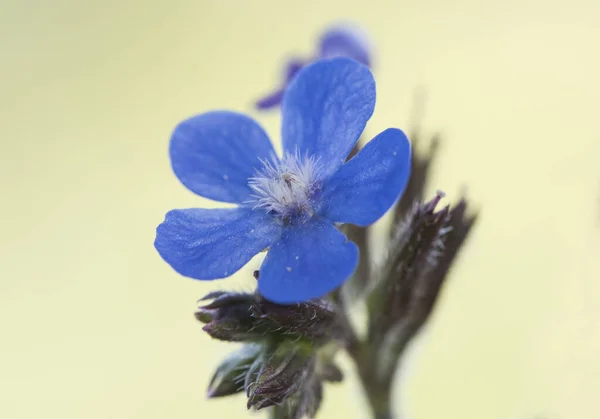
248,152,321,220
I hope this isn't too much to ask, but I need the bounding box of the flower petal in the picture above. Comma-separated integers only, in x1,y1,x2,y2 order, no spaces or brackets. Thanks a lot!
281,58,375,178
318,24,372,67
319,128,411,226
155,207,282,280
170,111,277,203
258,218,358,304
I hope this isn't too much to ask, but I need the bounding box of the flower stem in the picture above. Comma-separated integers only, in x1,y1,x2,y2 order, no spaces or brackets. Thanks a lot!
350,343,394,419
336,293,395,419
268,404,286,419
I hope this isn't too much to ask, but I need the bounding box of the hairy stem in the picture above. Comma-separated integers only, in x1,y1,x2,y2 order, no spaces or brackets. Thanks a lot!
268,404,286,419
338,303,395,419
352,344,394,419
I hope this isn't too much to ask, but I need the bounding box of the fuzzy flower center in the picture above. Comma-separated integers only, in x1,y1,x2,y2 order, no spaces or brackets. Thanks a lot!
248,152,321,220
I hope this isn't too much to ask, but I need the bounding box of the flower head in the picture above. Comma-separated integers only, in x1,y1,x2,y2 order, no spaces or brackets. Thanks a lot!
256,23,372,110
154,57,411,304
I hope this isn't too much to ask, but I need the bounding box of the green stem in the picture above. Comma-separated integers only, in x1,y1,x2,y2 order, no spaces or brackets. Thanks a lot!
338,298,394,419
351,344,394,419
268,404,286,419
335,266,396,419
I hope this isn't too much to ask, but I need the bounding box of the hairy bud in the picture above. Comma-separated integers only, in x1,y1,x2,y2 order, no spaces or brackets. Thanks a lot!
275,374,323,419
246,344,314,411
196,292,268,342
206,344,263,398
253,297,342,342
367,191,477,380
368,191,451,340
196,291,342,344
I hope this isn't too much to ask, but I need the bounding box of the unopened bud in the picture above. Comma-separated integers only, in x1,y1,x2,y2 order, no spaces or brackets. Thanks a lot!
368,191,451,341
254,297,342,343
368,191,477,381
281,374,323,419
207,344,263,398
196,292,267,342
196,291,342,345
246,344,314,411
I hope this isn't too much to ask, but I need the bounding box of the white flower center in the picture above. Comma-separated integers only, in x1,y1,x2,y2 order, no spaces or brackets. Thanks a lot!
248,152,321,220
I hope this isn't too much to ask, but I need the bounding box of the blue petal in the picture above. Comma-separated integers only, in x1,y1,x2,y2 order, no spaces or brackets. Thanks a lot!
155,207,282,280
318,25,372,67
258,218,358,304
281,58,375,179
319,128,411,226
170,111,277,203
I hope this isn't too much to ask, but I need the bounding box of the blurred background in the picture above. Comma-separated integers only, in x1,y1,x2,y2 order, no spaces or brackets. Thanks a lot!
1,0,599,418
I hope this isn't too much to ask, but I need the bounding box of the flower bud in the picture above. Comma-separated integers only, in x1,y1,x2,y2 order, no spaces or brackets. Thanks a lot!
196,291,342,344
195,291,255,324
206,344,263,398
278,374,323,419
196,292,268,342
368,191,477,380
368,191,451,342
253,296,342,343
246,344,314,411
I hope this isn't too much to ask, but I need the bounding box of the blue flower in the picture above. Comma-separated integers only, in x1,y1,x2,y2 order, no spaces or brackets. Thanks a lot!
256,23,372,110
155,58,411,304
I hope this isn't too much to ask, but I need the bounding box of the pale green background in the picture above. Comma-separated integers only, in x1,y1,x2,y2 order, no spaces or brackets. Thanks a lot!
1,1,599,418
